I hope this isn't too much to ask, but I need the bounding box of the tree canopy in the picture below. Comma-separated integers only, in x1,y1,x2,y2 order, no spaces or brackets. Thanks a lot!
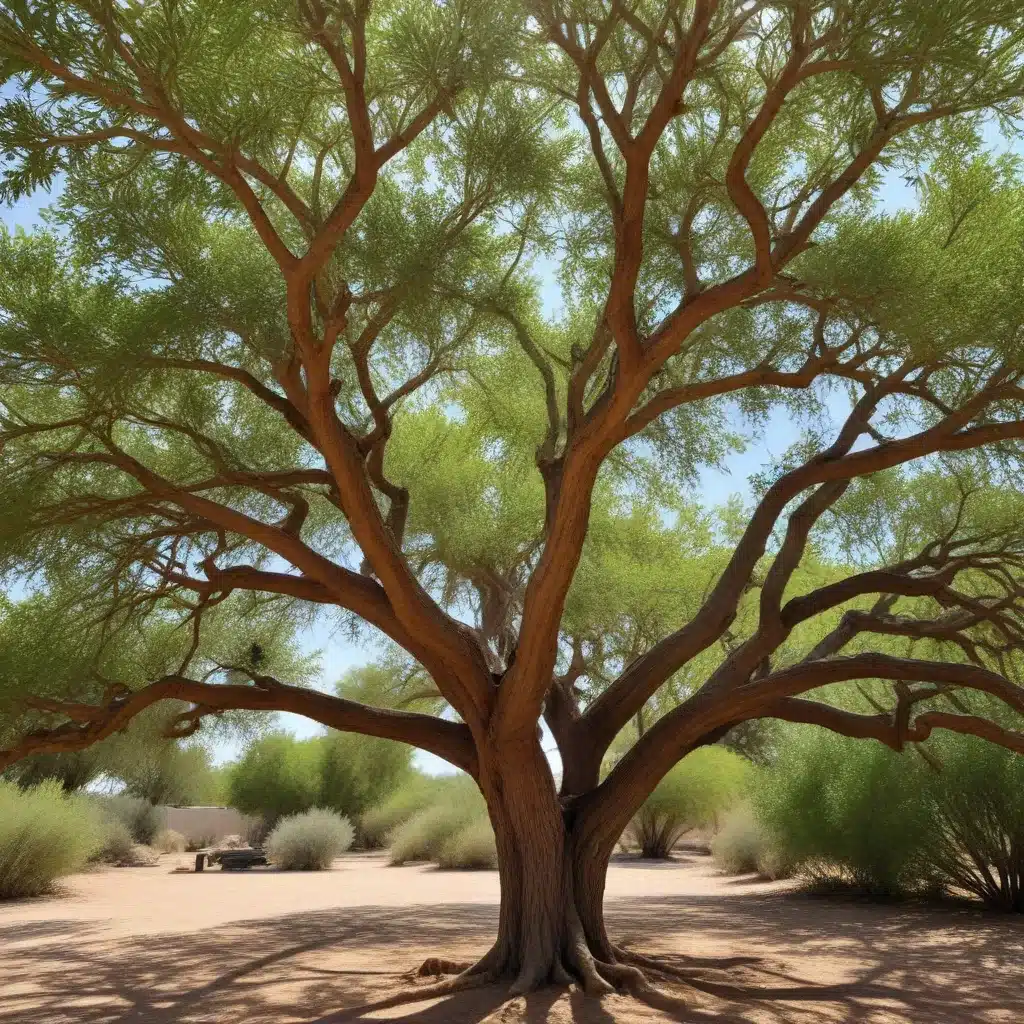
4,0,1024,996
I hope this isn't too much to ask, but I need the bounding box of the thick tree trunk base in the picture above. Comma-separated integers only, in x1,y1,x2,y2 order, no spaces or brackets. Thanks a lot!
410,941,656,999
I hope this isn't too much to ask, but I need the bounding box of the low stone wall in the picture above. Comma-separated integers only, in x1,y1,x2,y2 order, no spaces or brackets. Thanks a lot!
161,806,257,843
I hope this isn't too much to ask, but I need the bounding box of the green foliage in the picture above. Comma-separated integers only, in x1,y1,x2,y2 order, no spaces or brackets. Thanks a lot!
360,773,440,849
627,747,750,859
264,809,354,871
4,750,108,792
748,726,1024,900
118,742,225,807
228,727,411,828
918,734,1024,911
437,817,498,871
0,780,103,898
755,729,932,894
227,733,320,824
318,731,412,823
4,1,1024,914
2,705,229,800
388,777,489,866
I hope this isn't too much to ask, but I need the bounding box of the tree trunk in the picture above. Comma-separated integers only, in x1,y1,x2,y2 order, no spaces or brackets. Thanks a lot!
464,732,625,995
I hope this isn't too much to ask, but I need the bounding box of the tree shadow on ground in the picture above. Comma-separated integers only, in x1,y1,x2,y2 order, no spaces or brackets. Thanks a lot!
2,886,1023,1023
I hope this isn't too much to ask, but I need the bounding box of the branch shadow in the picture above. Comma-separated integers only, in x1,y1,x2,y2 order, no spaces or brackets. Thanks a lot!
2,877,1022,1023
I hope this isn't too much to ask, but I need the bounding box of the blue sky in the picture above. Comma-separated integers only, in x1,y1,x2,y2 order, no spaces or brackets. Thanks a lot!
3,120,1016,772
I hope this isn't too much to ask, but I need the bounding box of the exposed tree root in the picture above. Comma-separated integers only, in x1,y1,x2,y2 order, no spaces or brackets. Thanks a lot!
397,936,716,1009
413,957,473,978
593,959,653,993
613,944,771,1002
377,959,499,1010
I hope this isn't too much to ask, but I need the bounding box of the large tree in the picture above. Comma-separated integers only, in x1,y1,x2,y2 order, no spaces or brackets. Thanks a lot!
4,0,1024,1000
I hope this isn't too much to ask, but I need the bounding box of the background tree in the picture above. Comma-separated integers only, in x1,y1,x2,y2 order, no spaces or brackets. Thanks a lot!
4,0,1024,1002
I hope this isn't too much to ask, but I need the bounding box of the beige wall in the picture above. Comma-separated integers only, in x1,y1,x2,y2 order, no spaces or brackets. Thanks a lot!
161,806,257,843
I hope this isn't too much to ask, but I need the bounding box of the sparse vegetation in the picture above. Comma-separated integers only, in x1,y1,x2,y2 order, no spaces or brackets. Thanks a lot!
626,747,750,859
711,804,789,879
154,828,186,854
923,733,1024,911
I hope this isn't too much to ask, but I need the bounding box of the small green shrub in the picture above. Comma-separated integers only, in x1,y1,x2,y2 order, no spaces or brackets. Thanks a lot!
628,747,751,858
360,774,437,849
754,727,930,895
0,780,103,898
95,818,136,865
388,784,486,865
154,828,186,854
919,733,1024,910
436,817,497,870
265,809,354,870
103,795,164,844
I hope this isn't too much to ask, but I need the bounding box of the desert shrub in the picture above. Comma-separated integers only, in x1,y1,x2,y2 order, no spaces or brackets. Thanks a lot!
711,803,789,877
265,809,354,870
122,845,160,867
388,781,486,865
102,795,165,844
627,747,751,858
920,733,1024,910
227,733,321,824
0,780,104,898
754,727,931,895
244,817,273,848
436,817,498,870
154,828,186,854
360,773,437,848
184,833,217,852
94,818,136,864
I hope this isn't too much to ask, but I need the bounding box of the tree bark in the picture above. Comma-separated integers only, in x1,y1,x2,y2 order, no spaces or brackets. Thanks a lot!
466,732,623,995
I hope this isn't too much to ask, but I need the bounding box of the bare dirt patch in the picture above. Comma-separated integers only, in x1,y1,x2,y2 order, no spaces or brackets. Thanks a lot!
2,849,1022,1023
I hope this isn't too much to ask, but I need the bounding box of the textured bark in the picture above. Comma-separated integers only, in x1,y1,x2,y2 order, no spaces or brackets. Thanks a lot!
466,732,620,994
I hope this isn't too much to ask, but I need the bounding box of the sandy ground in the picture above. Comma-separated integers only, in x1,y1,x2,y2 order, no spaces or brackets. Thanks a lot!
2,848,1023,1024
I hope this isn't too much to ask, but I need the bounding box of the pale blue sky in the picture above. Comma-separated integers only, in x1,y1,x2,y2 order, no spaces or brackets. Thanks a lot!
3,119,1016,772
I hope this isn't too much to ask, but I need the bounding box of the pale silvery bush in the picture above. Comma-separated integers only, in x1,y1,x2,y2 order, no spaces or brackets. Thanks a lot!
265,808,354,870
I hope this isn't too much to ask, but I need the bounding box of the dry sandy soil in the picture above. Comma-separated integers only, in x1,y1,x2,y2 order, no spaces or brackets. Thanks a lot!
2,847,1022,1024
